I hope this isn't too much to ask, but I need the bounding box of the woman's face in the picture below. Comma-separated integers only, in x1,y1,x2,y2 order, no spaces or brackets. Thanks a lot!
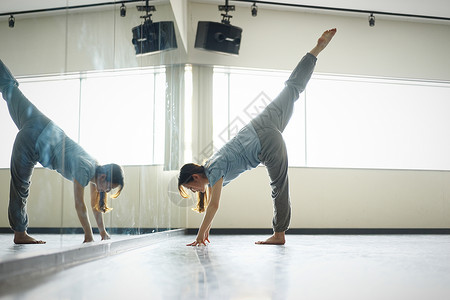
183,176,206,193
97,175,118,193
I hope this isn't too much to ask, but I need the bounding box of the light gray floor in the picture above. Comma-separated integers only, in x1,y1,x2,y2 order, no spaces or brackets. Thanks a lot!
2,234,450,300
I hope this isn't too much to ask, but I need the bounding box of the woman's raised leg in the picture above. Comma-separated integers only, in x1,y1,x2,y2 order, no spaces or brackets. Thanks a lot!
309,28,337,58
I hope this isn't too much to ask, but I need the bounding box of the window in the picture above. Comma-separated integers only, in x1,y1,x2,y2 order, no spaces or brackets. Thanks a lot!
306,75,450,170
0,68,166,168
213,68,450,171
0,77,80,168
79,69,166,165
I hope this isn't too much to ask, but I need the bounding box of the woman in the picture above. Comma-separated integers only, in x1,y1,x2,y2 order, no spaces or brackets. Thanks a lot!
179,28,337,246
0,60,124,244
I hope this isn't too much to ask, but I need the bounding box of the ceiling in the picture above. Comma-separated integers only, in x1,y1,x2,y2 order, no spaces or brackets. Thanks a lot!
1,0,450,21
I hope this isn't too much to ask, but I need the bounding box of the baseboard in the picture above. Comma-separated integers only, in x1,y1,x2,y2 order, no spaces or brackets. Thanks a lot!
2,227,450,235
0,227,178,235
187,228,450,235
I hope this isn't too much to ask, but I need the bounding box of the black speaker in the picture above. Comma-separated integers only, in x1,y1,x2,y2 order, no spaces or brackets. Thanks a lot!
131,20,177,56
194,21,242,55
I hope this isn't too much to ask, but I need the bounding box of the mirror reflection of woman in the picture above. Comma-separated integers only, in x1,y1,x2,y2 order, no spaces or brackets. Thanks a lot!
179,28,337,246
0,60,124,244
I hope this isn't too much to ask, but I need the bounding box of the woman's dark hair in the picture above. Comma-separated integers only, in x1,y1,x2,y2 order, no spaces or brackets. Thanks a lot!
178,163,208,213
97,191,109,213
94,163,125,213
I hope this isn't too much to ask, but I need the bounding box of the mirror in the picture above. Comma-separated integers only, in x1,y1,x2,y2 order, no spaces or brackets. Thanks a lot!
0,0,187,246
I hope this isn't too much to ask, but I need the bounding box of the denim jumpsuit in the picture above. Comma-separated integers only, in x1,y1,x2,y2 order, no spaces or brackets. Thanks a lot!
205,53,317,232
0,60,97,232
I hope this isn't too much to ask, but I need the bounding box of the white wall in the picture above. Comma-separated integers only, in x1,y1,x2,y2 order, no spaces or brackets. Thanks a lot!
0,4,186,76
1,0,450,232
187,2,450,81
185,1,450,230
188,167,450,229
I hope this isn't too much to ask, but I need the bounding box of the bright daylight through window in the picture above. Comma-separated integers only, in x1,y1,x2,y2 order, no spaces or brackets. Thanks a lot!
213,68,450,171
0,68,166,168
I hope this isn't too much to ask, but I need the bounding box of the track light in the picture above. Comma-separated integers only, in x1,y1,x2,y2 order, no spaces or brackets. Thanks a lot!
369,13,375,27
251,2,258,17
120,3,126,17
8,15,15,28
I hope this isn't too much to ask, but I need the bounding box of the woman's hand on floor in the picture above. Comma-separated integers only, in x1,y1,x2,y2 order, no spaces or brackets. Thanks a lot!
186,237,210,246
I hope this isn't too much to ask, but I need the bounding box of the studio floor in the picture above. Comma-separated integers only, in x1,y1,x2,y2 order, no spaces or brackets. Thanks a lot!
1,233,450,300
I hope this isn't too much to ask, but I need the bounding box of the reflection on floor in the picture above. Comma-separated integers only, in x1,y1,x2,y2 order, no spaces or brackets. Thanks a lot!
1,234,450,299
0,233,133,263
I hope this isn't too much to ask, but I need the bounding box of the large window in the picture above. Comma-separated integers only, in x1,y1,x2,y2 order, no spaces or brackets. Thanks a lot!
0,68,166,168
213,68,450,171
78,69,166,165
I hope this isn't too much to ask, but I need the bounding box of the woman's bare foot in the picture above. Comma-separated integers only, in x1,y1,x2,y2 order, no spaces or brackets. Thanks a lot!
14,231,46,244
309,28,337,57
255,231,285,245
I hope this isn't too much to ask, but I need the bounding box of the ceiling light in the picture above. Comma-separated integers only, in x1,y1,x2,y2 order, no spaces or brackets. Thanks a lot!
251,2,258,17
8,15,15,28
120,3,126,17
369,13,375,27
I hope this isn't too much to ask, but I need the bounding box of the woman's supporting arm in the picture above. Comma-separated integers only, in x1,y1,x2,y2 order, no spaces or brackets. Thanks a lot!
73,180,94,243
90,183,110,240
188,177,223,246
